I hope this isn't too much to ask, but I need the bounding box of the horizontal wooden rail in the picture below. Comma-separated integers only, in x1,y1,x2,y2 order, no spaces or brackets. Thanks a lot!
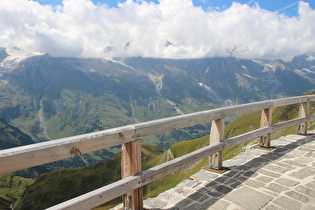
1,95,314,176
0,125,137,175
46,175,142,210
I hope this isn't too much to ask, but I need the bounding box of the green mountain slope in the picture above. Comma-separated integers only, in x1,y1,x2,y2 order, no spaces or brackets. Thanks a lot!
0,174,34,209
0,117,34,149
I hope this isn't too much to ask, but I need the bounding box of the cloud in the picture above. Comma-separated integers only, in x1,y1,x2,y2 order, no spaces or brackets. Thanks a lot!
0,0,314,61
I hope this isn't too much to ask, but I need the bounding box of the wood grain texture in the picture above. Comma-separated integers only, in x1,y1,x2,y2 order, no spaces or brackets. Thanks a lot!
298,102,310,134
209,119,225,169
0,125,136,175
259,108,272,147
121,140,142,209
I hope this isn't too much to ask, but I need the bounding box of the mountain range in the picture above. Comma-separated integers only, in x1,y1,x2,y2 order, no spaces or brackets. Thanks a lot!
1,47,314,143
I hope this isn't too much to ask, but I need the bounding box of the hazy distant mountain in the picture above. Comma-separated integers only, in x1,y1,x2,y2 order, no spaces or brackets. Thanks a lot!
287,55,315,81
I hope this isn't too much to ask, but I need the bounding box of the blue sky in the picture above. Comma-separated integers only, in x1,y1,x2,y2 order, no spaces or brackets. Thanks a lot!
1,0,315,60
34,0,314,17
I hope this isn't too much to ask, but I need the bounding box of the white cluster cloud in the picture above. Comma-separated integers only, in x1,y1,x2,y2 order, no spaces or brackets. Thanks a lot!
0,0,314,61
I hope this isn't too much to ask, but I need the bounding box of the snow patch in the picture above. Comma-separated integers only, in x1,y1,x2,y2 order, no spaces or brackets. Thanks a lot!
205,67,209,74
252,59,275,73
1,48,44,68
198,82,211,92
243,73,253,79
4,48,43,63
294,68,315,77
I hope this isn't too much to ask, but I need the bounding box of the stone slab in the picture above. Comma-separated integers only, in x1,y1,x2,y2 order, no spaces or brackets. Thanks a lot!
265,183,289,193
209,199,230,210
223,187,272,210
306,181,315,190
190,170,218,182
273,196,302,210
275,178,299,187
285,191,310,203
143,198,167,209
295,185,315,197
176,179,200,189
289,167,315,179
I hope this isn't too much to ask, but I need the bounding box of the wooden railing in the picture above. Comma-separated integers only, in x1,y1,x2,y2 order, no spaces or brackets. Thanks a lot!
1,95,314,209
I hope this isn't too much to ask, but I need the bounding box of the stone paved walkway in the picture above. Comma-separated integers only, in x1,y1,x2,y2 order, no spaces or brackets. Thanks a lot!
142,132,315,210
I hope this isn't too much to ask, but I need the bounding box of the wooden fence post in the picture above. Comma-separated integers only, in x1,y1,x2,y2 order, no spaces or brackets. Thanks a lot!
298,101,309,135
121,138,143,210
209,119,225,170
259,108,272,148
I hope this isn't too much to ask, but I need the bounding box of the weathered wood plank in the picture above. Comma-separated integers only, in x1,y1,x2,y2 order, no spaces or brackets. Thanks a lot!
259,108,272,147
224,127,272,149
224,116,312,149
46,175,142,210
271,117,308,131
209,119,225,169
141,142,224,185
271,96,309,107
135,101,271,139
309,114,315,121
0,125,136,175
121,140,143,210
298,102,309,134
